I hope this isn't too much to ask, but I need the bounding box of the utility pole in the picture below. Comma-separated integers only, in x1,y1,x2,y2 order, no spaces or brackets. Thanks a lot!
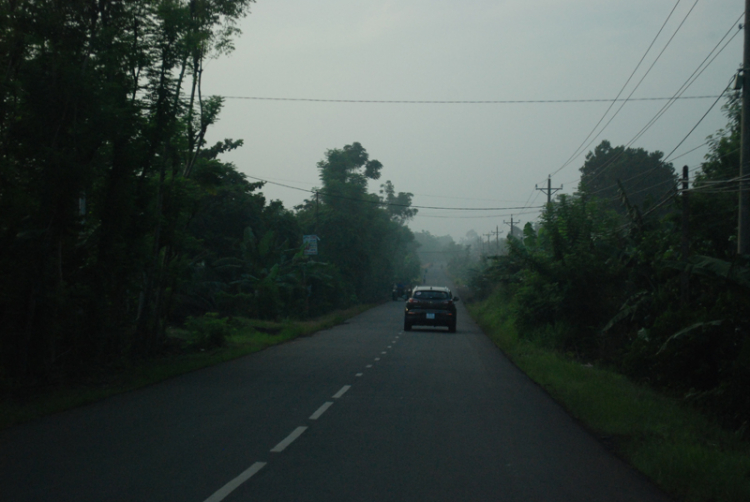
681,166,690,306
740,2,750,255
536,176,563,205
503,215,518,238
490,226,503,254
482,232,493,256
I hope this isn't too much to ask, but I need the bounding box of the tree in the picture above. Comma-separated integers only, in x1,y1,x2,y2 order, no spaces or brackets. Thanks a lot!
297,143,420,302
0,0,254,379
578,140,676,216
690,93,740,258
380,180,417,224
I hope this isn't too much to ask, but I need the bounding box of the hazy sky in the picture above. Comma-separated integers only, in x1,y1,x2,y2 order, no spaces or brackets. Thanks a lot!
202,0,744,241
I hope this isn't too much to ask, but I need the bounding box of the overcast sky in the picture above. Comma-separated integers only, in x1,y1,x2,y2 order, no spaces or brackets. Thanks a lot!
202,0,744,241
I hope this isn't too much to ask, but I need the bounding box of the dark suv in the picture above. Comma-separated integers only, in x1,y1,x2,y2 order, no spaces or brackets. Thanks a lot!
404,286,459,332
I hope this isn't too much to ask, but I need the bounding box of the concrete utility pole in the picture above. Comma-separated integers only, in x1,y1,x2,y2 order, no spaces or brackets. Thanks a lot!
536,176,563,205
490,226,503,253
483,232,493,256
503,215,518,238
740,2,750,255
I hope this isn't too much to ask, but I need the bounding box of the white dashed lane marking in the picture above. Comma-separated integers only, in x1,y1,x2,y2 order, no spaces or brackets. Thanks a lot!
205,336,398,501
332,385,351,399
203,462,267,502
309,402,334,420
271,426,308,453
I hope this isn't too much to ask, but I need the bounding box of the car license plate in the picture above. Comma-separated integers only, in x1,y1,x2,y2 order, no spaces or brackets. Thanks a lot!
426,313,435,319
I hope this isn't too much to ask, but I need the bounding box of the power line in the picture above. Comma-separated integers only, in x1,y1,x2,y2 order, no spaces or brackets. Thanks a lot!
414,211,540,220
244,174,544,211
666,140,710,162
552,0,685,177
556,11,742,192
663,87,729,161
580,78,735,200
218,95,721,104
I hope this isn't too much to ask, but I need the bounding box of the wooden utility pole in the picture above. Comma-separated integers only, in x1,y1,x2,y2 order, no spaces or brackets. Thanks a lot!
536,176,563,205
740,1,750,255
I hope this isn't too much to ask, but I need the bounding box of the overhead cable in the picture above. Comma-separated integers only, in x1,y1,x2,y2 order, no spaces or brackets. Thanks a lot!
219,95,720,104
551,0,685,177
244,175,544,211
559,11,742,192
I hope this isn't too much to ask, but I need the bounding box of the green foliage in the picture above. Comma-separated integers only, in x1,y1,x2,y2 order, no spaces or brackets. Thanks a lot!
470,294,750,502
184,313,233,349
0,0,257,381
468,122,750,430
578,140,676,217
295,142,421,303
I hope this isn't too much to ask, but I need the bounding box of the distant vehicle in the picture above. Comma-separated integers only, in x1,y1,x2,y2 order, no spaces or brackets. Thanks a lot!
404,286,459,332
392,283,406,301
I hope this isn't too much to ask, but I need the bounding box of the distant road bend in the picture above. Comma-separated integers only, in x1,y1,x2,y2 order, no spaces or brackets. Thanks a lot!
0,267,672,501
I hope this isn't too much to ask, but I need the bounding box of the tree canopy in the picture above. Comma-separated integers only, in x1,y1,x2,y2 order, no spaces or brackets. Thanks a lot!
578,140,676,216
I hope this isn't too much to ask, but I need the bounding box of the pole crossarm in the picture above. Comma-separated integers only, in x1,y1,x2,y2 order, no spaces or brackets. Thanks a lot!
536,176,563,205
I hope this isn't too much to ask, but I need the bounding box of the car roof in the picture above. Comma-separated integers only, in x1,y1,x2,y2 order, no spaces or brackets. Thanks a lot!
412,286,451,292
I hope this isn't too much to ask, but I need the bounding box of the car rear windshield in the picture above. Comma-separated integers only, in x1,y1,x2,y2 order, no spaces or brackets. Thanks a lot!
413,291,450,300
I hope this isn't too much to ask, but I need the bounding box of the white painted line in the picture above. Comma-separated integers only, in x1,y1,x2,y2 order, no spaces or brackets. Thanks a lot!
387,346,392,348
374,357,380,361
381,351,387,354
332,385,351,399
309,402,334,420
366,364,373,368
271,426,308,452
203,462,266,502
356,372,363,377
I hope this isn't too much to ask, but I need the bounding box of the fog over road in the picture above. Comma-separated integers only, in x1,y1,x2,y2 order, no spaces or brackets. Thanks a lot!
0,267,672,501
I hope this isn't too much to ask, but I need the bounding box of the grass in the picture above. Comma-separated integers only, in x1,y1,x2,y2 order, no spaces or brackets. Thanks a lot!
469,294,750,502
0,305,373,431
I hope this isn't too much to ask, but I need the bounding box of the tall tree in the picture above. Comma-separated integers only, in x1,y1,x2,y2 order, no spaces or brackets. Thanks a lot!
298,143,420,302
0,0,254,379
578,140,676,216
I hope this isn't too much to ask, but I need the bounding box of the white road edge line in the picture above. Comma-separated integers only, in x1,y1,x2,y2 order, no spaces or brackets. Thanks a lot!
332,385,351,399
309,401,334,420
270,426,308,453
203,462,266,502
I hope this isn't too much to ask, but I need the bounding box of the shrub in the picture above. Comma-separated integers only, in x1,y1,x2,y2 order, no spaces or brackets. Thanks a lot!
184,313,233,349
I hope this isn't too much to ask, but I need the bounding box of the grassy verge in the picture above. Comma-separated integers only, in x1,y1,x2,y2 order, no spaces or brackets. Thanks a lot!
469,294,750,502
0,305,373,431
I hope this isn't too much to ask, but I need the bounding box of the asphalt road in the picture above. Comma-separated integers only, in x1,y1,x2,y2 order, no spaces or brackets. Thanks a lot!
0,269,673,501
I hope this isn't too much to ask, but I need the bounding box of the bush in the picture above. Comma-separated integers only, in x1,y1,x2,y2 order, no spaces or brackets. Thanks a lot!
184,313,233,349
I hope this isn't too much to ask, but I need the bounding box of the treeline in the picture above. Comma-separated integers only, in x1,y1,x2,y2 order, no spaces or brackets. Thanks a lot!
0,1,419,385
468,96,750,430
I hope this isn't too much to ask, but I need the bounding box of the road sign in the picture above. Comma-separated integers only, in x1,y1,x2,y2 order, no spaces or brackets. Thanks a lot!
303,235,319,255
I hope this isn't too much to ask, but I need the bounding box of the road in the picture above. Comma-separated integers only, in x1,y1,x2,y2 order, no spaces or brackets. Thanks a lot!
0,268,672,501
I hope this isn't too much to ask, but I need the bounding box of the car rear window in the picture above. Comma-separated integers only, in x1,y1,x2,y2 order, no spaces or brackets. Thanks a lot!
413,291,450,300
